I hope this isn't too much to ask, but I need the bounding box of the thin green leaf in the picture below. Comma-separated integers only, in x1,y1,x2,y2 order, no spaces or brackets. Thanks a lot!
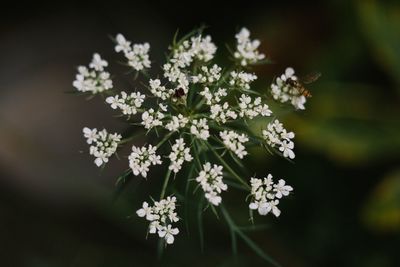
236,230,280,267
197,196,205,252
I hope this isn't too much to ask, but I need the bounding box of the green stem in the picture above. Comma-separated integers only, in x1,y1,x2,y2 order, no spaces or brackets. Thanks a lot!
205,142,250,189
156,132,174,149
221,205,280,267
160,168,172,199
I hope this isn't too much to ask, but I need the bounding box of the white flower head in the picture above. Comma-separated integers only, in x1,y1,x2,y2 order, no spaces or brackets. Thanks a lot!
229,71,257,90
234,27,265,66
149,79,174,100
114,34,151,71
129,144,162,177
141,108,165,129
73,53,113,94
191,64,221,84
196,162,227,206
262,119,295,159
238,94,272,119
82,127,121,167
106,91,145,115
137,196,180,245
165,114,189,132
210,102,237,124
219,130,249,159
190,118,210,140
191,35,217,62
249,174,292,217
168,138,193,173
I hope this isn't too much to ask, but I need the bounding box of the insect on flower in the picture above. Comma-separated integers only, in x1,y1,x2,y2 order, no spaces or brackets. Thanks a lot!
173,87,186,98
286,71,321,98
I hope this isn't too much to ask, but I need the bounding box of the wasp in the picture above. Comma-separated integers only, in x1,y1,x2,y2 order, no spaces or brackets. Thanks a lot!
286,72,321,98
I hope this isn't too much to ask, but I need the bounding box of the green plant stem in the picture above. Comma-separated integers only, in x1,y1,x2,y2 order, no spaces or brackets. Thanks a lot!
205,142,250,189
221,205,280,267
156,132,174,149
160,168,172,199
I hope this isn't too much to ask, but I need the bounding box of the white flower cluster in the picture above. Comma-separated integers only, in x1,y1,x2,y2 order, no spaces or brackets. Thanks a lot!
141,108,165,129
271,67,307,110
162,35,217,93
199,87,227,105
229,71,257,90
234,27,265,66
136,196,179,245
196,163,227,206
190,118,210,140
199,87,237,123
149,79,174,100
249,174,293,217
210,102,238,123
165,114,189,132
191,64,221,84
219,130,249,159
114,34,151,71
83,127,121,167
128,145,162,177
262,119,295,159
73,53,113,94
168,138,193,173
238,94,272,119
106,91,145,115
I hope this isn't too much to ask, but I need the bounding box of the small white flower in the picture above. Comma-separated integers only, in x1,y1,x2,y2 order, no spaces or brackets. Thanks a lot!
83,127,98,144
149,79,174,100
229,71,257,90
191,64,221,84
158,224,179,244
165,114,189,132
238,94,272,119
114,34,151,71
73,54,113,94
168,138,193,173
191,35,217,62
106,91,145,115
128,145,162,177
137,196,180,245
249,174,292,217
200,87,227,106
234,27,265,66
82,127,121,167
219,130,249,159
262,119,295,159
136,201,155,221
196,162,227,206
273,179,293,199
279,140,295,159
141,108,165,129
89,53,108,71
210,102,237,124
115,33,131,53
190,118,210,140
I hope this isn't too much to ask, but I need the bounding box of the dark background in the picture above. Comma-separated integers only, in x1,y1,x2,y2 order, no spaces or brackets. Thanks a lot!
1,1,400,266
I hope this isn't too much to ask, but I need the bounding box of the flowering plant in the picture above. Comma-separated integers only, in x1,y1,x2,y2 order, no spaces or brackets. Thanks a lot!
74,26,308,263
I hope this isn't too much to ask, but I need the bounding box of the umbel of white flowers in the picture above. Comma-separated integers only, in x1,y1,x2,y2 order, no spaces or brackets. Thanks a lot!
77,27,300,245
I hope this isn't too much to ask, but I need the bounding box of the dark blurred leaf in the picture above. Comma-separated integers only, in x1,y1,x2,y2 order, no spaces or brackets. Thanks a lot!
362,169,400,232
357,0,400,90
